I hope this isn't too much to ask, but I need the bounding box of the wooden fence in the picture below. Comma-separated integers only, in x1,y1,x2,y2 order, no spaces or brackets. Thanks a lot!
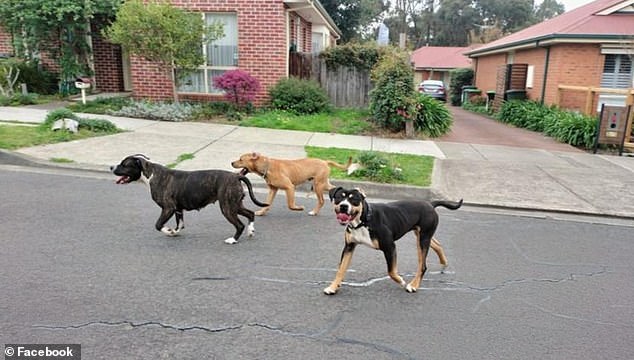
289,52,372,108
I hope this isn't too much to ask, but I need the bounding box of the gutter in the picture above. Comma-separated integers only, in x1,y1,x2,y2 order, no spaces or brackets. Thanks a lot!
466,34,626,58
540,45,551,104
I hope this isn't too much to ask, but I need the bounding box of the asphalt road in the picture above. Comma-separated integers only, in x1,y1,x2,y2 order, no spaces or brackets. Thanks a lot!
1,166,633,360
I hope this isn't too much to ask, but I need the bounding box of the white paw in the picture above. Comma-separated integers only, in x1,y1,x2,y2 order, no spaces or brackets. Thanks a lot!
405,284,417,293
440,264,448,274
224,237,238,245
308,211,317,216
247,223,255,237
161,227,179,237
323,286,338,295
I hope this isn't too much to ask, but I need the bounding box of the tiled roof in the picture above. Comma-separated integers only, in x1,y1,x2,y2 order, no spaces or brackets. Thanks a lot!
410,46,474,69
467,0,634,56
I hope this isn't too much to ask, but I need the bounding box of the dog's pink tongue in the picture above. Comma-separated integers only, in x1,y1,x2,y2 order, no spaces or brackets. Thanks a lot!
116,176,128,184
336,212,351,224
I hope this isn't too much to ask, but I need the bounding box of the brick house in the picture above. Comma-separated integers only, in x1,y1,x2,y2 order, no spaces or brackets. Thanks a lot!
410,46,474,91
465,0,634,113
0,0,341,106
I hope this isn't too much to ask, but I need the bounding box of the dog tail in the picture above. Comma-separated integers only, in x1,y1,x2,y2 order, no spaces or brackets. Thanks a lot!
238,176,269,207
326,156,353,171
432,198,463,210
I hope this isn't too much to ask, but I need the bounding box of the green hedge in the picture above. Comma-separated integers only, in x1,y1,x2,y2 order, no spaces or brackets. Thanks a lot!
497,100,597,149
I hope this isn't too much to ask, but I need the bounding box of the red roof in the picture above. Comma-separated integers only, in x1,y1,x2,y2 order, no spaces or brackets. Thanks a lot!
468,0,634,56
411,46,474,69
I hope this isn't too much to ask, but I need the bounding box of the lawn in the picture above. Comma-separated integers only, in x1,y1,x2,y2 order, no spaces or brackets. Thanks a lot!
239,108,375,134
306,146,434,187
0,124,118,150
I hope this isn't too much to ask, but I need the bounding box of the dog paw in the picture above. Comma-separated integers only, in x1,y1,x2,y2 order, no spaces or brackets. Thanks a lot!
308,210,318,216
405,284,418,293
255,210,267,216
224,237,238,245
247,223,255,237
161,227,180,237
440,264,448,274
323,286,338,295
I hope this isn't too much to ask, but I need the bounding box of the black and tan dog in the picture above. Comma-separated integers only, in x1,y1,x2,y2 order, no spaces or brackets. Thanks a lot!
111,154,268,244
231,152,351,216
324,187,463,294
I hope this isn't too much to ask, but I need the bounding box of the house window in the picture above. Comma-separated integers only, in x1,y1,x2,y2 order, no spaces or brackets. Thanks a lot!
178,13,238,94
601,54,633,89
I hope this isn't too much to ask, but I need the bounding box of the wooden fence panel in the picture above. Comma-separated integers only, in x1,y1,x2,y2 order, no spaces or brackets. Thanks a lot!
309,54,372,108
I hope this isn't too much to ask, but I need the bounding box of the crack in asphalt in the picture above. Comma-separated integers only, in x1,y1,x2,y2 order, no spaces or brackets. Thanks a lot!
34,320,242,334
520,300,634,329
30,313,419,358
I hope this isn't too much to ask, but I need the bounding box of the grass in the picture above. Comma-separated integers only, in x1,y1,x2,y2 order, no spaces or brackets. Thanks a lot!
50,157,74,163
239,108,375,134
306,146,434,187
0,124,117,150
167,153,195,168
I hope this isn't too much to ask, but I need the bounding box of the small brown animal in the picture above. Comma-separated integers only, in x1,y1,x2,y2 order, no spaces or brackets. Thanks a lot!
231,152,351,216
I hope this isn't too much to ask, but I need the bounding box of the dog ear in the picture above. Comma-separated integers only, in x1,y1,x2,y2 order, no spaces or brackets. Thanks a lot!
329,186,343,202
250,152,260,159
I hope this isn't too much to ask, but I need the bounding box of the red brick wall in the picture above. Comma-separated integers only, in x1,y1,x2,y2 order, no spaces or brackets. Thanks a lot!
131,0,293,105
473,53,506,93
91,25,124,92
544,43,603,112
0,27,12,55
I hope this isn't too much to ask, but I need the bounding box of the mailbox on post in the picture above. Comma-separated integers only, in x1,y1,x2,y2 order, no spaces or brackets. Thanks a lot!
593,104,630,156
74,77,92,105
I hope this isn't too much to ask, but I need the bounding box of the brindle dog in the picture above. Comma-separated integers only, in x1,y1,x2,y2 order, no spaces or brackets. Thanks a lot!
111,154,268,244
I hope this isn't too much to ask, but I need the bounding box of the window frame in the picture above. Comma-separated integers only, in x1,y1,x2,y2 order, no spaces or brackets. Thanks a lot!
177,12,239,95
601,54,633,89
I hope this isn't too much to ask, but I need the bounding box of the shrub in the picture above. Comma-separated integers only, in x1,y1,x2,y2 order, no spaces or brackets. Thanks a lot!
41,108,118,133
369,48,416,132
497,100,597,149
15,60,58,95
13,93,38,105
413,94,452,138
268,77,330,115
77,118,119,133
0,95,10,106
43,108,79,127
212,69,260,109
320,42,383,71
497,100,555,132
543,110,596,149
449,68,474,106
109,101,197,121
350,151,404,183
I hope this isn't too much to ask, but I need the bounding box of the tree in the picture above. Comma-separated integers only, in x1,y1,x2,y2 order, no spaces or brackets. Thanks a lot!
534,0,565,22
320,0,386,43
0,0,120,94
477,0,534,33
103,0,223,102
434,0,479,46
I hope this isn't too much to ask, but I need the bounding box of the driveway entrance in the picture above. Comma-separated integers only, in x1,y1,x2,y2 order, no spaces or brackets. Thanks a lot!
439,106,582,153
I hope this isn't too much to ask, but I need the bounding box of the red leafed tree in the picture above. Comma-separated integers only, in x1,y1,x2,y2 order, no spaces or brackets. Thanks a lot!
212,70,261,108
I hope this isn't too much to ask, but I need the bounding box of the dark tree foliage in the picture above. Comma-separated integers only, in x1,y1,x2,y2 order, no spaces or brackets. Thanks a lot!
320,0,386,43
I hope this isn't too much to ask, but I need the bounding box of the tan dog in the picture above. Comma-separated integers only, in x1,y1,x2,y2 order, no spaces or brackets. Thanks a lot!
231,152,351,216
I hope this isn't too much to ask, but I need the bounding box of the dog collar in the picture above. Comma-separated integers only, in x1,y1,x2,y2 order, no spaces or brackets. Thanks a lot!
346,202,372,231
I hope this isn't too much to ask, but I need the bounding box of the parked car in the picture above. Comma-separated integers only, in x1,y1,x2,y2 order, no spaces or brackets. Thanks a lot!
418,80,447,101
